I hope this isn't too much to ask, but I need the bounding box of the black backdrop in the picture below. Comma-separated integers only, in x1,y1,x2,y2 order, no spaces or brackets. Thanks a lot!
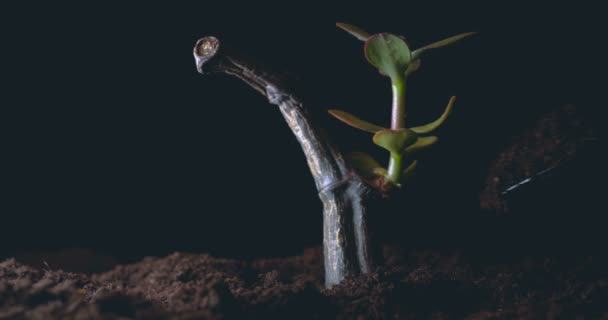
2,2,605,261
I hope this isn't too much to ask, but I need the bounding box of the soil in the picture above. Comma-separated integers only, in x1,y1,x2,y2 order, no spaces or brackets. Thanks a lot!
2,106,606,319
480,104,597,213
1,247,607,319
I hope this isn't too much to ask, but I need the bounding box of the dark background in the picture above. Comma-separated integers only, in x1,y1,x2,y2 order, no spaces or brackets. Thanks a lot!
2,3,605,261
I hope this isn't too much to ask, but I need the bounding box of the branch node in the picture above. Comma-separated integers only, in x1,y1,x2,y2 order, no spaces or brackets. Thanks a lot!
319,173,357,195
265,84,289,105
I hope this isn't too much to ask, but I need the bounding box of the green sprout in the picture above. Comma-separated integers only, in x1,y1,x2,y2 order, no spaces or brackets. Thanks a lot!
330,23,475,190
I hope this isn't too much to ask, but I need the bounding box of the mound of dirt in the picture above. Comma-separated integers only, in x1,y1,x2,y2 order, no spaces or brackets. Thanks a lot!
2,246,607,319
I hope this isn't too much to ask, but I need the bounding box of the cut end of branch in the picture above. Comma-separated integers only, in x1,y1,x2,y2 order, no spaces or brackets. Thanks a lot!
193,36,221,74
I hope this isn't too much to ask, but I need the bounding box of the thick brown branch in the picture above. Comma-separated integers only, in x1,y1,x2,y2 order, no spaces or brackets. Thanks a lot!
193,36,376,287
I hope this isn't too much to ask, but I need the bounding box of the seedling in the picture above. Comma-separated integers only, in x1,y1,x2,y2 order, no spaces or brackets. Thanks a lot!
193,24,475,288
330,23,474,190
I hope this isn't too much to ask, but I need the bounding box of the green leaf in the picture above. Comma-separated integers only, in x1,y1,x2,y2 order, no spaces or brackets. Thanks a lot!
364,33,411,80
402,160,418,180
328,109,385,133
372,167,388,177
346,152,384,178
404,59,421,77
372,129,418,154
410,96,456,134
404,136,438,154
411,32,476,60
336,23,371,41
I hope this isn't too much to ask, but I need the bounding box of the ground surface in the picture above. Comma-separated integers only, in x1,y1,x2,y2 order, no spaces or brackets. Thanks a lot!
2,106,605,319
2,247,607,319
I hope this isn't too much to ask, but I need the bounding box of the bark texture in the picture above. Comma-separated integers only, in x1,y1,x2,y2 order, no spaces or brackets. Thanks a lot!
193,36,375,287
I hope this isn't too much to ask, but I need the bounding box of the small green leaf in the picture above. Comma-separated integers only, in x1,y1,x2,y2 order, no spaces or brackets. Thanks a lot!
410,96,456,134
336,23,371,41
404,136,438,154
404,59,421,77
402,160,418,180
373,129,418,154
346,152,383,178
411,32,476,60
364,33,411,80
328,109,385,133
372,167,388,177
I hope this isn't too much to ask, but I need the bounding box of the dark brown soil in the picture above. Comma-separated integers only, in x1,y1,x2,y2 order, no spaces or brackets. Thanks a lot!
2,247,607,319
480,105,597,213
2,106,605,319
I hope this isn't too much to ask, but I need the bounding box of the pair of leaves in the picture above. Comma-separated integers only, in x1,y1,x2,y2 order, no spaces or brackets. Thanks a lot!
337,23,475,79
337,23,412,81
348,151,418,185
364,33,411,81
373,130,438,156
328,95,456,135
372,128,417,155
347,128,436,184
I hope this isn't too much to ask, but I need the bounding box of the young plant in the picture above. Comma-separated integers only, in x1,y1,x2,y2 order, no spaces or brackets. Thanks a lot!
330,23,474,190
193,25,475,288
